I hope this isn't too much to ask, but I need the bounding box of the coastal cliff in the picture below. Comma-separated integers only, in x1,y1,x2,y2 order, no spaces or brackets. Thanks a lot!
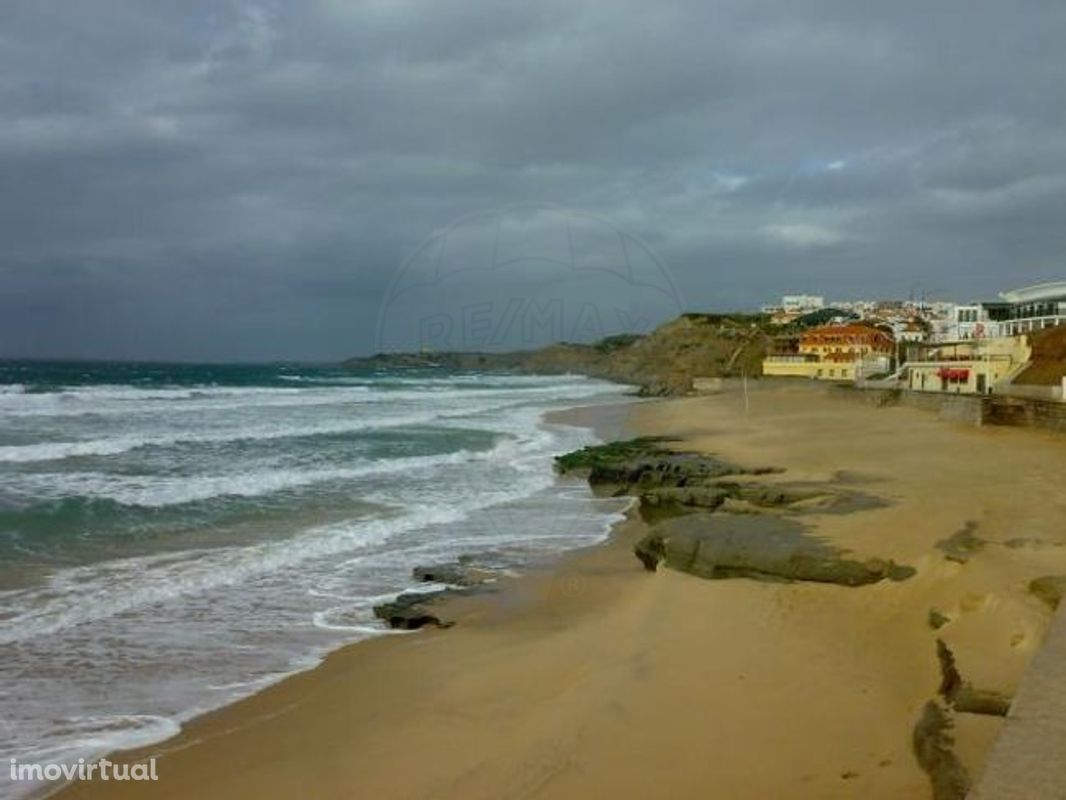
343,313,771,395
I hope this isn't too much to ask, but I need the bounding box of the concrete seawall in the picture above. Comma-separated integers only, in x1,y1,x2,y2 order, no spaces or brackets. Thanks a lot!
829,386,986,426
830,385,1066,433
970,606,1066,799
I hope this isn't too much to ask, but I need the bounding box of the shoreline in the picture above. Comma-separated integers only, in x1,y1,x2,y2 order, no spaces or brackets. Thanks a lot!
34,394,643,800
52,382,1066,799
46,400,653,800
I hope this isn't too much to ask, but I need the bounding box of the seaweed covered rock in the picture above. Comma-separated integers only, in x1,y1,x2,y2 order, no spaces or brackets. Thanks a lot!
641,480,881,518
634,514,915,587
640,486,733,511
554,438,673,477
555,438,770,491
737,485,820,507
595,453,743,489
373,592,453,630
412,562,494,587
638,381,687,397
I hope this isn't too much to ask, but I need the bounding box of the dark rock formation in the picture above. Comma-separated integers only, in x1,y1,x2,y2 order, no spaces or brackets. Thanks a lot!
801,490,891,515
374,564,501,631
913,701,971,800
373,591,454,630
557,439,908,587
936,639,1011,717
599,453,731,486
936,522,986,564
554,437,674,477
639,486,732,511
412,562,493,587
936,638,963,699
914,640,1011,800
738,485,814,507
599,453,751,489
928,608,952,630
634,531,666,572
556,440,881,523
643,480,886,517
953,686,1012,717
1029,575,1066,611
637,379,693,397
633,515,915,586
555,439,780,496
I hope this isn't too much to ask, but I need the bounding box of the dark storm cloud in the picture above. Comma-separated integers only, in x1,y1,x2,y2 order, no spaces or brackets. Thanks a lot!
1,0,1065,359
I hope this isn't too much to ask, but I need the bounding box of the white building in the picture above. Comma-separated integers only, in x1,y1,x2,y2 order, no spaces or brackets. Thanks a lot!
946,283,1066,341
829,299,877,316
952,304,1003,341
999,283,1066,336
781,295,825,314
893,319,928,343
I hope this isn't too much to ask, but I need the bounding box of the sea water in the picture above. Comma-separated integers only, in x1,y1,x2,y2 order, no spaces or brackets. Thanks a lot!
0,361,631,797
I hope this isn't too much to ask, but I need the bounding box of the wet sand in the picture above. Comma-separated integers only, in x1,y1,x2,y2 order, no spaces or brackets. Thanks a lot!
54,382,1066,799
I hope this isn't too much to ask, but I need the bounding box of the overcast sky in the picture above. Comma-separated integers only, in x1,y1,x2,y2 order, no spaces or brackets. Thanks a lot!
2,0,1065,360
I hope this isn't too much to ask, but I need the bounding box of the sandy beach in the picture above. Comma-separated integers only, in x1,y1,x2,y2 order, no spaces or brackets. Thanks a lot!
54,381,1066,800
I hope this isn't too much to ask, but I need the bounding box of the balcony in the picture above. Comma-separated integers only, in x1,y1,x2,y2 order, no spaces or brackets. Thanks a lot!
764,354,818,363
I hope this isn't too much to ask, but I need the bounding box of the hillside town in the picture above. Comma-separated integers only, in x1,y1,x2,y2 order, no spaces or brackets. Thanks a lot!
761,282,1066,402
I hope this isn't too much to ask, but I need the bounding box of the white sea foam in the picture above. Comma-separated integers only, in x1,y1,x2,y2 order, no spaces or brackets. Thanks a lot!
0,376,605,419
310,610,410,634
0,459,558,645
0,381,610,463
0,371,631,796
7,715,181,763
0,407,486,463
8,447,504,507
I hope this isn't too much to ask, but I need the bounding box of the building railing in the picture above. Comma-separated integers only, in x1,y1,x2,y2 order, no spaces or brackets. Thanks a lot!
1002,315,1066,336
906,355,1015,366
764,354,818,363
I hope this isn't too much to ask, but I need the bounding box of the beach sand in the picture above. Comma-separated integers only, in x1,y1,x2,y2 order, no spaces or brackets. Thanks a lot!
55,382,1066,800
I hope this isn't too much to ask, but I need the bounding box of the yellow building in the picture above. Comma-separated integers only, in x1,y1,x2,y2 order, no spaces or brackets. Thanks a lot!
763,324,895,382
905,336,1031,395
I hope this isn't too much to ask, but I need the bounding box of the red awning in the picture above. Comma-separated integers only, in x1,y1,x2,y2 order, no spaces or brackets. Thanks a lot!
936,368,970,382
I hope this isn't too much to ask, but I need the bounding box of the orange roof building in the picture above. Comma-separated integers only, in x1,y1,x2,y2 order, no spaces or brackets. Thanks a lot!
763,324,895,382
799,324,895,357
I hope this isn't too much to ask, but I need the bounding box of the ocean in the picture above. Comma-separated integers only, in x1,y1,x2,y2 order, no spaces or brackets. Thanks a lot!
0,361,630,797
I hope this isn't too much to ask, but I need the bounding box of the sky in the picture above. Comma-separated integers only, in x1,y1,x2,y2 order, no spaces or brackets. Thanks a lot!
2,0,1065,361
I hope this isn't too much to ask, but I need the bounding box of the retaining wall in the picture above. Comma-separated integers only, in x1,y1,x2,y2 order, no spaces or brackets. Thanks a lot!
830,386,1066,433
831,386,986,426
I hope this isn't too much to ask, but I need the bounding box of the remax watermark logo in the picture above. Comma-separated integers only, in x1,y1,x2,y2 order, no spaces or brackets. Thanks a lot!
376,203,681,354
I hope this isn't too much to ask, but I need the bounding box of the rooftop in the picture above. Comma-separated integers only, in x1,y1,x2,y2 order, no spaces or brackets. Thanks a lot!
802,324,893,340
1000,282,1066,304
